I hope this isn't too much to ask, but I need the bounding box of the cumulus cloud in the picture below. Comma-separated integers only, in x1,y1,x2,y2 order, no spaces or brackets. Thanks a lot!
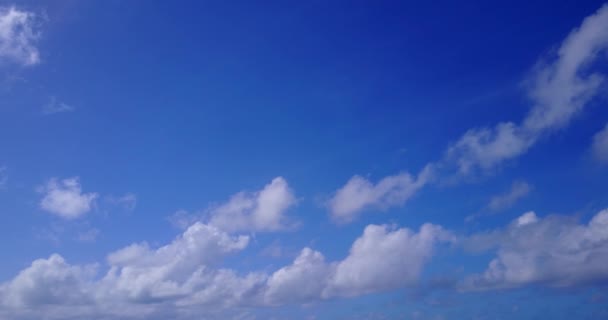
592,123,608,163
208,177,297,232
102,222,253,303
447,4,608,174
0,254,97,308
0,6,40,66
326,223,452,297
462,209,608,290
39,177,98,219
487,181,531,212
0,222,261,319
328,165,434,223
265,223,452,304
264,248,331,304
0,221,451,319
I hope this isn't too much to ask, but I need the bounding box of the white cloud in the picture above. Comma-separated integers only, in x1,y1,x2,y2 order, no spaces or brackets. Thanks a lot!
326,223,452,297
102,222,252,303
446,122,533,175
592,123,608,163
265,223,452,304
328,165,434,223
0,254,97,308
264,248,331,305
42,97,75,115
462,209,608,290
39,177,98,219
447,4,608,175
208,177,297,232
0,6,40,66
487,181,531,211
0,221,451,319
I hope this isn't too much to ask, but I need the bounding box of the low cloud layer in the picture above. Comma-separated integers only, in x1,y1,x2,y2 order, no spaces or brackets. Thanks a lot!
0,221,451,319
463,209,608,290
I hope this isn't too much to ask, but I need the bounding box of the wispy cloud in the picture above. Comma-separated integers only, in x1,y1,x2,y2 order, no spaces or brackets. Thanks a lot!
328,165,434,223
0,6,40,66
77,228,100,243
446,4,608,175
42,97,75,115
106,193,137,211
487,181,531,212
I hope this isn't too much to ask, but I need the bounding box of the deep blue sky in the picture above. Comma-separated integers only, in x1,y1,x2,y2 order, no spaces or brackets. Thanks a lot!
1,1,608,319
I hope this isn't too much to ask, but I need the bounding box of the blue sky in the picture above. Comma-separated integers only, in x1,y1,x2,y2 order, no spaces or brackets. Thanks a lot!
1,1,608,319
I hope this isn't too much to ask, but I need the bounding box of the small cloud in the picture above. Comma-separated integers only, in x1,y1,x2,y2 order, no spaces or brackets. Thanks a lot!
77,228,100,243
487,181,531,212
42,97,75,115
466,181,532,222
106,193,137,211
592,123,608,164
328,165,434,224
0,6,41,66
39,177,98,219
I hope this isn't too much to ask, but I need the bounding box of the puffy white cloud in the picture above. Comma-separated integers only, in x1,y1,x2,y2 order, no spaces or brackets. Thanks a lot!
447,4,608,174
209,177,297,232
326,223,452,297
328,165,434,223
463,209,608,290
0,221,452,319
264,248,331,304
102,222,251,302
487,181,531,212
39,177,98,219
265,223,452,303
592,123,608,164
0,254,96,308
0,6,40,66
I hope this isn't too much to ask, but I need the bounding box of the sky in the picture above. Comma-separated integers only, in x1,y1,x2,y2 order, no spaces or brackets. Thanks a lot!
1,0,608,319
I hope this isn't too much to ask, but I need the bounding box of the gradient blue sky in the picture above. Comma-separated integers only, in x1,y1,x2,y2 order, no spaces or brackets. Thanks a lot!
1,1,608,319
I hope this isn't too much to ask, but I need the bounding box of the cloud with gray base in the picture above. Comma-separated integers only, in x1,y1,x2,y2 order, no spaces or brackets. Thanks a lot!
0,221,452,319
462,209,608,290
0,6,40,66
